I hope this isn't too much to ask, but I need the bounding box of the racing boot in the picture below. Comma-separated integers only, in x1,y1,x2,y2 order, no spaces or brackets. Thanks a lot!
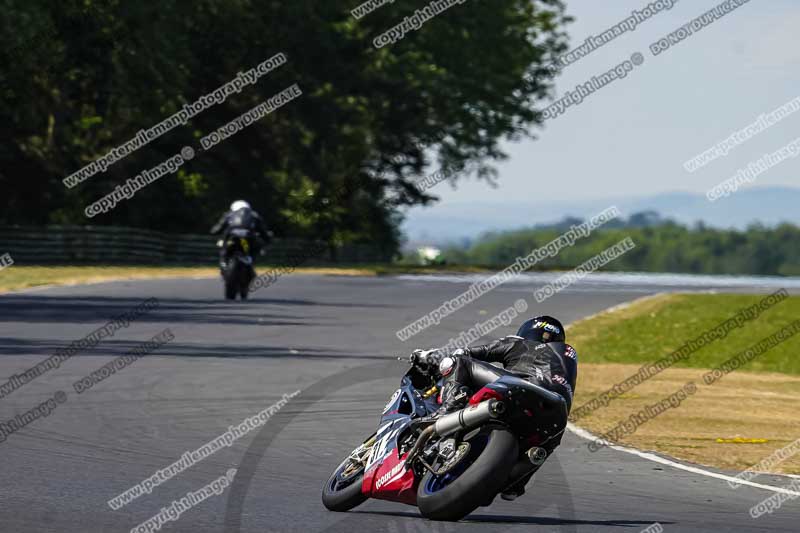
500,486,526,501
415,381,470,426
500,447,549,501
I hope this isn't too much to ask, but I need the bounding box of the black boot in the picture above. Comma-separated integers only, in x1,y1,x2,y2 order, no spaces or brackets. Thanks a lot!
500,472,533,501
418,382,469,424
500,446,550,501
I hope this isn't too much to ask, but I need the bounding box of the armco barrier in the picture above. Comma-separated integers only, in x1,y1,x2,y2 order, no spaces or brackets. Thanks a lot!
0,225,390,265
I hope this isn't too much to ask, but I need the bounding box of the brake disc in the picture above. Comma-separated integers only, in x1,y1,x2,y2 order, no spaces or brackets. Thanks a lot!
340,437,375,479
432,441,471,475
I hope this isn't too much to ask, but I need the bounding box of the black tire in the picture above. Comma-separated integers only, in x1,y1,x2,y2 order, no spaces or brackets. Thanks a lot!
321,458,368,512
224,271,237,300
239,267,253,300
416,428,518,521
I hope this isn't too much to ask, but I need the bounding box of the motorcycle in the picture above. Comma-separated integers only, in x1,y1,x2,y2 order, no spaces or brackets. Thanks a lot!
218,229,255,300
321,352,568,521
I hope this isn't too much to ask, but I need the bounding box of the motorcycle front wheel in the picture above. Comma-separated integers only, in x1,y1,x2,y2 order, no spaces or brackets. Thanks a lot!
321,435,375,512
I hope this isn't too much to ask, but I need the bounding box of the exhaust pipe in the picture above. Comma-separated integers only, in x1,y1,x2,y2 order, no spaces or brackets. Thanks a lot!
405,400,506,467
527,446,548,465
434,399,505,437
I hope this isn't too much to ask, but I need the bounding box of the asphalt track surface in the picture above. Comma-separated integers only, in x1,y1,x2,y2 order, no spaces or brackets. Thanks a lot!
0,273,798,533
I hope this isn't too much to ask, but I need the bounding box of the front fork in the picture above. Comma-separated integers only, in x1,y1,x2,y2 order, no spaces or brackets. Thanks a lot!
340,434,377,479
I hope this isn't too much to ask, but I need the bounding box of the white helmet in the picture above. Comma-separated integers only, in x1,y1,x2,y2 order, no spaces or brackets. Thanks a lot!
230,200,250,211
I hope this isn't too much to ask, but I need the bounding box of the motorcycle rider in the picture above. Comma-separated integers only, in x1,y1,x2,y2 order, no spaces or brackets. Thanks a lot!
210,200,272,269
413,315,577,501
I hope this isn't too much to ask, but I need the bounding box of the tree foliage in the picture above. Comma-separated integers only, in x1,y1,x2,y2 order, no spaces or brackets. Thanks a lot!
445,214,800,276
0,0,571,254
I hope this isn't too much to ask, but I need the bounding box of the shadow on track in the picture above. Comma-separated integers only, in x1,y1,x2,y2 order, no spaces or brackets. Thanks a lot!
354,510,670,529
0,337,386,360
223,361,579,533
0,295,392,325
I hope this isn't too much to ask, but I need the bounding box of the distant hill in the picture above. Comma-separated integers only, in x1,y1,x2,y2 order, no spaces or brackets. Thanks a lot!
402,186,800,246
438,216,800,276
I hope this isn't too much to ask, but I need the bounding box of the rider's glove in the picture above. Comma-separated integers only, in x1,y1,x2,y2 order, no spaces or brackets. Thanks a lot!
410,349,444,372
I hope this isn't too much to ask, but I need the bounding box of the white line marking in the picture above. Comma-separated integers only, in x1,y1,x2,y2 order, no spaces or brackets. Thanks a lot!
564,293,665,332
567,423,800,497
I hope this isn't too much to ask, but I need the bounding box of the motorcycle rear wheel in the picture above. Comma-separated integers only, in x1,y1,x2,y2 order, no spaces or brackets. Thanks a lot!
416,428,518,521
224,276,237,300
239,267,253,300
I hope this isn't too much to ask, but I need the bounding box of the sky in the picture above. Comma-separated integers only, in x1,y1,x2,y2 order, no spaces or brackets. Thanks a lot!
403,0,800,236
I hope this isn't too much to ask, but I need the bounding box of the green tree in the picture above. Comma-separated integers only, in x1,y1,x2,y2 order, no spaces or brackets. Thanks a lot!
0,0,571,255
445,215,800,276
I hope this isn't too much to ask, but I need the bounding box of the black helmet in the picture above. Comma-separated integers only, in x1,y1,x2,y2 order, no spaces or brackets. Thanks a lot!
516,316,565,343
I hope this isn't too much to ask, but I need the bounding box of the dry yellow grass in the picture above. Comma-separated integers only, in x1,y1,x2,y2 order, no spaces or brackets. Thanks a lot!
574,362,800,475
0,265,376,293
568,293,800,474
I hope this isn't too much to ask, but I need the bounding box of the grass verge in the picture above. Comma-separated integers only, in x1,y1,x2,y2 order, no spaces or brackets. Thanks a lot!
569,293,800,474
0,265,378,293
0,263,526,293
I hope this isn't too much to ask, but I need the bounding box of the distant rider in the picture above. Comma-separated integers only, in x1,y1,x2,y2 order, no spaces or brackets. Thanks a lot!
413,315,577,501
210,200,271,269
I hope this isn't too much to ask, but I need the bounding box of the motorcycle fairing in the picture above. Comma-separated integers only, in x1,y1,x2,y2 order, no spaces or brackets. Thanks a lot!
360,375,440,504
377,375,436,425
362,445,417,505
473,376,567,443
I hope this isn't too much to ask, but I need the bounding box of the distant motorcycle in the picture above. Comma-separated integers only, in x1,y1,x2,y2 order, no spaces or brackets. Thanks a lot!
321,352,567,521
218,229,255,300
